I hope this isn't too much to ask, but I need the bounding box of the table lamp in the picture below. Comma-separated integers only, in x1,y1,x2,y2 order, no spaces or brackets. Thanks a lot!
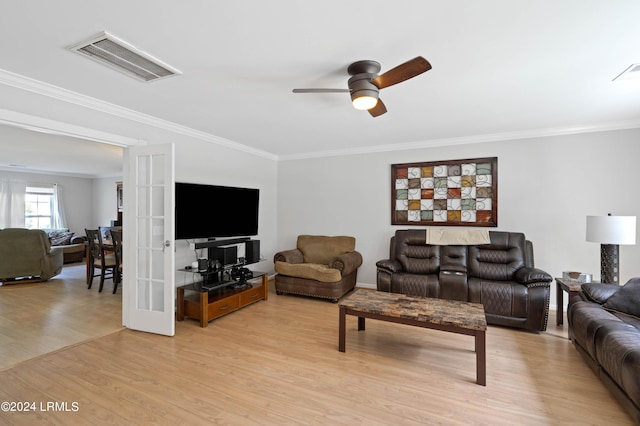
586,214,636,284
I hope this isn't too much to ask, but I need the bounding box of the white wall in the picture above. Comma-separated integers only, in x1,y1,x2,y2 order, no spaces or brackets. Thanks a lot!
93,177,122,227
170,136,278,286
0,170,123,238
277,128,640,309
0,169,93,237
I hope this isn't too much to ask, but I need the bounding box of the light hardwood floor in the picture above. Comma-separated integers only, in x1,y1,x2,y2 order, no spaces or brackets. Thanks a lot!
0,263,122,370
0,271,634,425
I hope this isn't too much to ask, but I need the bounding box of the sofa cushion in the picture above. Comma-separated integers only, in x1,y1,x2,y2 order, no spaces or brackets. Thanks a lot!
569,300,624,359
59,243,85,254
296,235,355,265
594,323,640,412
274,261,342,283
390,272,440,298
467,232,526,281
393,230,441,274
603,278,640,319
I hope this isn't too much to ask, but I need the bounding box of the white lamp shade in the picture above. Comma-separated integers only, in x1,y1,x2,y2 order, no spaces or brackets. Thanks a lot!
586,215,637,245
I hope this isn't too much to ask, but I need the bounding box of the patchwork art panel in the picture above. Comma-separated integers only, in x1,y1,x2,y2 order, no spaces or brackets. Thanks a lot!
391,157,497,227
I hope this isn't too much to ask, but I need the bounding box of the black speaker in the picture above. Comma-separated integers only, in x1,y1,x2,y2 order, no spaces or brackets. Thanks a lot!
213,245,238,266
245,240,260,264
197,258,208,271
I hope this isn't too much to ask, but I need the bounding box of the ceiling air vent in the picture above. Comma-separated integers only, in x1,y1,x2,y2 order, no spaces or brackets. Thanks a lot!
69,31,181,82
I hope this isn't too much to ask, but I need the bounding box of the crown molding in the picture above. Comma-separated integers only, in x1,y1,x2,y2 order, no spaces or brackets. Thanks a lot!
0,164,120,180
0,108,143,147
0,68,278,161
2,68,639,164
277,120,640,161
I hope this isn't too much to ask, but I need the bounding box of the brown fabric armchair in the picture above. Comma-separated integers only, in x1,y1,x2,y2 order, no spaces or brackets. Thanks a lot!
274,235,363,302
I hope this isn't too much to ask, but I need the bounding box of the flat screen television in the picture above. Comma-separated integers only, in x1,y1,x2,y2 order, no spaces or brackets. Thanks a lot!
175,182,259,240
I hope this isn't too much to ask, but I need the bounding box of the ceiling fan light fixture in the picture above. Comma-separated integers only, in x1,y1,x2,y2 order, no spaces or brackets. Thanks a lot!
348,74,379,110
352,93,378,110
292,56,431,117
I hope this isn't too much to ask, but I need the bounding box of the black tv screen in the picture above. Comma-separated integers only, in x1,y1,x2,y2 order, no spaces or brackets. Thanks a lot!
175,182,259,240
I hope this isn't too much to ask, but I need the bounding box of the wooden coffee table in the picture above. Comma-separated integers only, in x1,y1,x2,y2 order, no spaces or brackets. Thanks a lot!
338,289,487,385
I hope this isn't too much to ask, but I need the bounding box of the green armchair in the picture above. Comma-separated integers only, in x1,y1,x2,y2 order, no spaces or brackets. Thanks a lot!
0,228,64,283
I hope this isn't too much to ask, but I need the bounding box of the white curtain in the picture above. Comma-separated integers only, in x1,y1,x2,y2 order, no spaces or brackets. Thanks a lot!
0,179,26,228
52,183,67,229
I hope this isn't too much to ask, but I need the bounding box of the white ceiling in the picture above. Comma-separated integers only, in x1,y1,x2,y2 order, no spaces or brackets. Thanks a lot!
1,1,640,177
0,125,123,178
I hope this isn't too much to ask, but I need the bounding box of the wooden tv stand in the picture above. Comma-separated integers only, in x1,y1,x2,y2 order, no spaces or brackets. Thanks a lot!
176,272,268,327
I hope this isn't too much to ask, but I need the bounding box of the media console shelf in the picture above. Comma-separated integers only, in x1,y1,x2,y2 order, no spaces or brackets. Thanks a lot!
194,238,261,267
194,237,250,250
176,271,268,327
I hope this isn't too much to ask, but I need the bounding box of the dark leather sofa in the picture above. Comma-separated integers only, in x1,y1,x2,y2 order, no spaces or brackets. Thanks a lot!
568,280,640,424
376,230,553,332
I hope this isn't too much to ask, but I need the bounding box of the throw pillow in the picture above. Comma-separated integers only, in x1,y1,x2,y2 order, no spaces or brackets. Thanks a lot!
603,277,640,319
297,235,355,265
48,230,74,246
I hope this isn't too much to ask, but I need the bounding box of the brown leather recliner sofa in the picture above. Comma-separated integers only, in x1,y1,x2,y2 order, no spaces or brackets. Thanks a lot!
376,230,553,332
274,235,363,302
568,280,640,423
43,228,86,264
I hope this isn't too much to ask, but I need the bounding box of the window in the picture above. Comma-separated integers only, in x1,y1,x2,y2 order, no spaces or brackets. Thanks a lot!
25,186,54,229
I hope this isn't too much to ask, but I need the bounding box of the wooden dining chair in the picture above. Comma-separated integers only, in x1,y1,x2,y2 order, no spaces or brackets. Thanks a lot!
109,229,123,294
85,228,117,293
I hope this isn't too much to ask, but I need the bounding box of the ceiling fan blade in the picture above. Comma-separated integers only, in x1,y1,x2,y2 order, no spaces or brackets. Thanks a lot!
292,88,350,93
368,98,387,117
371,56,432,90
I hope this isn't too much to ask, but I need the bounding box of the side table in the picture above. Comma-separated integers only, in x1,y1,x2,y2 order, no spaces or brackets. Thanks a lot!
555,277,586,326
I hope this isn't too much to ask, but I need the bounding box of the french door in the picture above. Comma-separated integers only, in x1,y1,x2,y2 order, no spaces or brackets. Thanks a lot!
122,143,175,336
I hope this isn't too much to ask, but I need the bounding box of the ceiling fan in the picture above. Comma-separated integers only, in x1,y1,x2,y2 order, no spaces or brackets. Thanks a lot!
292,56,432,117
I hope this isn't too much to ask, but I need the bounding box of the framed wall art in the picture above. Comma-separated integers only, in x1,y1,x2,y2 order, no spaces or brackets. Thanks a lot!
391,157,497,227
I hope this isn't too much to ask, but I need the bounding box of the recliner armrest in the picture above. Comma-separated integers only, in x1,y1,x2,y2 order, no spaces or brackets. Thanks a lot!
273,248,304,264
515,267,553,285
329,251,363,276
580,282,619,305
376,259,403,274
